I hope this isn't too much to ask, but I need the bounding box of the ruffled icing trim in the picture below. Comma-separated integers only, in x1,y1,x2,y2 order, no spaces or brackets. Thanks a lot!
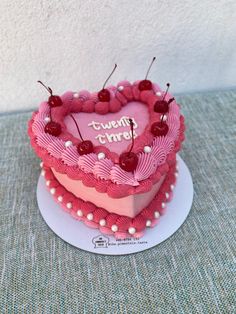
28,80,185,197
41,161,178,239
28,115,184,197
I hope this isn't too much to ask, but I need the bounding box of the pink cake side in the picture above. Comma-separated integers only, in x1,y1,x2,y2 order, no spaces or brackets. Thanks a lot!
28,80,185,238
41,161,178,239
52,168,165,218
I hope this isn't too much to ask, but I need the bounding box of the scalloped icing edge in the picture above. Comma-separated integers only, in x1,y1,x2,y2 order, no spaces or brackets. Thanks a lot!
41,161,178,239
28,115,185,198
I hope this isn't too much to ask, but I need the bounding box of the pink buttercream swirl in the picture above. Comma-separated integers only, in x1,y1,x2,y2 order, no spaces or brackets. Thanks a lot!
152,136,174,154
78,153,98,173
134,153,157,181
110,165,139,186
78,90,91,101
47,139,65,159
28,80,185,194
61,145,79,166
93,158,113,180
151,146,167,165
32,120,46,136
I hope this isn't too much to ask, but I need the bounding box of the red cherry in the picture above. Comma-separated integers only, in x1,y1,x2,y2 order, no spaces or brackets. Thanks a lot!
98,64,117,102
151,122,169,136
77,140,94,155
98,89,110,102
138,80,152,91
138,57,156,91
119,152,138,172
154,100,169,113
44,121,61,136
38,81,63,107
48,95,63,107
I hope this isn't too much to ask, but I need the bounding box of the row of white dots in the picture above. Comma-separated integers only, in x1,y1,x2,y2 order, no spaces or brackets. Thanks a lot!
42,167,176,201
46,184,164,234
44,177,175,204
42,164,178,235
44,181,174,218
38,139,158,157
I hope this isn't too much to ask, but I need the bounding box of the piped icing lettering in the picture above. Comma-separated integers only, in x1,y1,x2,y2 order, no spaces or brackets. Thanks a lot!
89,116,138,145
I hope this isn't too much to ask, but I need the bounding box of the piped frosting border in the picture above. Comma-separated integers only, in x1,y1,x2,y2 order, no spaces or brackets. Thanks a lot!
40,160,178,239
28,81,185,198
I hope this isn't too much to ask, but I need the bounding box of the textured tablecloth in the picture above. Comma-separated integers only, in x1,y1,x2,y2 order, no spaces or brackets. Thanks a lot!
0,90,236,313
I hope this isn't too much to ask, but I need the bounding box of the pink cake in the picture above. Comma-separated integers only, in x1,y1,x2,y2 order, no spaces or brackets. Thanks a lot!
28,64,185,239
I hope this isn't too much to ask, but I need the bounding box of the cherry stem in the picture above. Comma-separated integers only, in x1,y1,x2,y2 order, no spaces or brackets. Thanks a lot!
102,64,117,89
128,118,135,154
70,114,84,141
161,114,165,124
160,98,174,125
168,98,174,104
145,57,156,79
38,80,53,95
162,83,170,100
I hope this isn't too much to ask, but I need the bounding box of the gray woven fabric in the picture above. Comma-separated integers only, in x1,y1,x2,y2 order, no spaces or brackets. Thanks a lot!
0,90,236,313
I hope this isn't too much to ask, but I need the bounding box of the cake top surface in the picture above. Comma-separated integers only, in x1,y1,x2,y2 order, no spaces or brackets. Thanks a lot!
64,100,148,155
28,80,185,198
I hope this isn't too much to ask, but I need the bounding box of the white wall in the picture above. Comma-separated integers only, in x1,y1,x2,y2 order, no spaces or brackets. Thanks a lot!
0,0,236,112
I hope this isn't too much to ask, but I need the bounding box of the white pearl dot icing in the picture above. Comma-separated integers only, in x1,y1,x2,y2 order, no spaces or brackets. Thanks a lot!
144,146,152,153
111,224,118,232
161,202,166,209
97,152,106,160
170,184,175,191
40,162,44,168
99,219,106,226
50,188,56,195
44,117,51,122
46,180,50,186
77,210,83,217
87,213,93,221
154,211,160,219
41,170,45,177
118,86,124,91
156,91,162,96
66,202,72,209
165,192,169,199
175,172,179,178
65,141,72,147
128,227,136,235
161,114,167,121
73,93,79,98
58,196,63,202
146,220,151,227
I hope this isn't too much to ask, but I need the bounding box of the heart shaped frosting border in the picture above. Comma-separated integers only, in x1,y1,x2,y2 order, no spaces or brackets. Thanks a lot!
28,80,185,197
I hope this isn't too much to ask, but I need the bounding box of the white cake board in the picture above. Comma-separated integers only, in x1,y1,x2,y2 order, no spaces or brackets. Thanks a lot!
37,156,193,255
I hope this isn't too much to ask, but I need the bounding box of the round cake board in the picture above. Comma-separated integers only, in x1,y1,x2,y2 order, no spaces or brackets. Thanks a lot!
37,155,193,255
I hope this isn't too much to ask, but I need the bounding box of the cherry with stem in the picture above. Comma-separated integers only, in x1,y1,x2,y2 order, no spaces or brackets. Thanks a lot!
138,57,156,91
98,64,117,102
70,114,93,155
38,81,62,136
154,83,174,114
38,81,63,107
119,118,138,172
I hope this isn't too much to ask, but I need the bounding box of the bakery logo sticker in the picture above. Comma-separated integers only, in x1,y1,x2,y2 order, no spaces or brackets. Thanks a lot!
92,234,148,249
92,235,109,248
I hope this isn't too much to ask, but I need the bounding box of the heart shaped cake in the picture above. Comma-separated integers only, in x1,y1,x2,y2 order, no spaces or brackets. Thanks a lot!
28,66,185,239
